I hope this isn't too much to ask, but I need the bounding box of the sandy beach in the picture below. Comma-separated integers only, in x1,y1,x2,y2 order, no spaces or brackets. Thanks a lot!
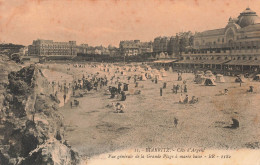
38,62,260,158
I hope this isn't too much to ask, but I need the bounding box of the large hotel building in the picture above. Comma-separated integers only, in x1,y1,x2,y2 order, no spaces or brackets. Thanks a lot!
28,39,77,56
174,8,260,73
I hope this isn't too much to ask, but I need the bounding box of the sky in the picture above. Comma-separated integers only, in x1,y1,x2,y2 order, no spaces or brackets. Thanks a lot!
0,0,259,46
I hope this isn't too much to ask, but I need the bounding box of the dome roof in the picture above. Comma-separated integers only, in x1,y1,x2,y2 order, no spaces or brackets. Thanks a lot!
237,8,260,28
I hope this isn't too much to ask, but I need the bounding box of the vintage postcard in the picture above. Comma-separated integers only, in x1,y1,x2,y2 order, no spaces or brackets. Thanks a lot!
1,0,260,164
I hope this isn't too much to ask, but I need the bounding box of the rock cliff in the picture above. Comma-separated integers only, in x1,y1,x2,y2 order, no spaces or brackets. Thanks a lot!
0,56,80,165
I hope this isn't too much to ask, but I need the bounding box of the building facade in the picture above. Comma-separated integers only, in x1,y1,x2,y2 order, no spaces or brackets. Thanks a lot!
28,39,77,56
193,8,260,50
140,41,153,54
84,45,110,55
0,43,25,56
153,36,170,53
119,40,140,56
77,44,89,54
108,45,120,57
174,8,260,74
119,40,154,56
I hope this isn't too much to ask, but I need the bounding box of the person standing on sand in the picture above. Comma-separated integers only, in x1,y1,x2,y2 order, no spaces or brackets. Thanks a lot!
63,94,66,104
172,84,176,93
184,84,187,93
174,117,178,127
183,95,189,104
163,82,167,89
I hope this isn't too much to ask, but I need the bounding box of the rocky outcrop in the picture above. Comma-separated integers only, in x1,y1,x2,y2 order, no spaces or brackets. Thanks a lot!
0,64,80,165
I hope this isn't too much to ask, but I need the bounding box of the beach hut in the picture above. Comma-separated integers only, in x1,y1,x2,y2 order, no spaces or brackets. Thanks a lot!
140,73,147,81
160,69,168,77
147,73,153,79
155,74,163,81
194,74,205,84
205,70,212,74
160,68,166,72
161,72,167,77
196,71,204,75
205,73,215,81
205,70,214,77
253,74,260,81
152,69,160,75
235,75,246,83
215,74,225,83
203,78,216,86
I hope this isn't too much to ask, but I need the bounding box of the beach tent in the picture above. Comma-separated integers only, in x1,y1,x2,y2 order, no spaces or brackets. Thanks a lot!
147,73,153,79
205,73,215,81
135,66,141,70
140,73,147,81
160,69,168,77
161,72,167,77
205,70,212,75
215,74,225,83
195,71,204,75
205,70,214,76
152,69,160,75
235,75,246,83
253,74,260,81
194,74,205,84
168,67,173,72
160,68,166,72
155,74,163,81
203,78,216,86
